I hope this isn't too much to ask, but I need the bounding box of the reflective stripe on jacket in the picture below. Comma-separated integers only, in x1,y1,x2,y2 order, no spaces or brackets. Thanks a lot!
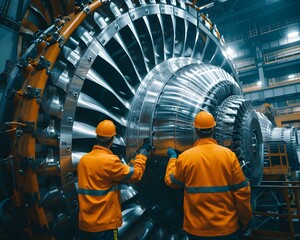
78,145,147,232
165,138,252,237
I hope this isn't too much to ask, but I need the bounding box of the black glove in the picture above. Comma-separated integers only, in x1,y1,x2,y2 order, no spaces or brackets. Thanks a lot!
136,140,153,156
239,222,251,238
167,147,177,158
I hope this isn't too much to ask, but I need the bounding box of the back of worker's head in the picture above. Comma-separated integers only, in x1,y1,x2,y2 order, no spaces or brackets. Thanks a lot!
95,120,116,147
194,111,216,138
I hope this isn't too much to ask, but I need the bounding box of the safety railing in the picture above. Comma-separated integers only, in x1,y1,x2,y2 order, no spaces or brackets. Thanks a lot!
264,45,300,64
251,181,300,239
242,75,300,93
260,17,299,35
269,72,300,83
276,105,300,116
234,57,256,71
248,28,258,38
269,76,300,87
263,141,289,176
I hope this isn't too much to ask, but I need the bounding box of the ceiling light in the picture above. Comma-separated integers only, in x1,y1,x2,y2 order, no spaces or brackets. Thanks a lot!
288,74,295,79
287,31,299,38
226,47,235,58
257,81,262,86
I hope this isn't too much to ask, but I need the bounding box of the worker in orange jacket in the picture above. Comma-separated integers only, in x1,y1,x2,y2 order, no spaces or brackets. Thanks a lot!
165,111,252,239
77,120,152,240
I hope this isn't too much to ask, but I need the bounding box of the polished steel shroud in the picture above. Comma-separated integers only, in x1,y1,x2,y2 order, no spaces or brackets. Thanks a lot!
0,0,266,239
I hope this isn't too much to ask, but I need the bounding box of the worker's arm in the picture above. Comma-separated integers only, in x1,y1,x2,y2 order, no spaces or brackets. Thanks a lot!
164,148,184,188
125,152,148,182
231,152,252,230
108,142,152,183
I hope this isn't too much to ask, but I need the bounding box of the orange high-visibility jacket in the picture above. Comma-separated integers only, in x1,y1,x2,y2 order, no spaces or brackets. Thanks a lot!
77,145,147,232
165,138,252,237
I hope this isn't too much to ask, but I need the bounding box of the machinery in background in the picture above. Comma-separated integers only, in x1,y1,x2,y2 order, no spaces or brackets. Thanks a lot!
0,0,298,239
254,112,300,238
257,110,299,179
251,180,300,239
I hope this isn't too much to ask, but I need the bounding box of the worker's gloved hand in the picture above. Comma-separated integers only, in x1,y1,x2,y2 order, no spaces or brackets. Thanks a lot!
136,142,153,156
242,228,252,237
239,222,251,238
167,148,177,158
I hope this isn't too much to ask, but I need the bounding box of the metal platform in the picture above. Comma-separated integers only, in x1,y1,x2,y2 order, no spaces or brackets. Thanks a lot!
251,181,300,240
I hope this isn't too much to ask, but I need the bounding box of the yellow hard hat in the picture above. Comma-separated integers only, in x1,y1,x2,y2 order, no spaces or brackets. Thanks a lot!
194,111,216,129
95,120,116,137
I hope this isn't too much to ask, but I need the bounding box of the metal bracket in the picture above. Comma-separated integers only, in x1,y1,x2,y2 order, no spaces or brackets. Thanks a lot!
23,85,41,99
16,121,35,136
33,16,69,48
16,58,28,69
36,56,51,73
8,85,41,100
50,32,65,46
75,0,93,14
34,25,57,45
22,122,34,135
83,5,91,14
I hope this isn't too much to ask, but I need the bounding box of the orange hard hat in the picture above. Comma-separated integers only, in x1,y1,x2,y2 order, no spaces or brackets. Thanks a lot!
95,120,116,137
194,111,216,129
